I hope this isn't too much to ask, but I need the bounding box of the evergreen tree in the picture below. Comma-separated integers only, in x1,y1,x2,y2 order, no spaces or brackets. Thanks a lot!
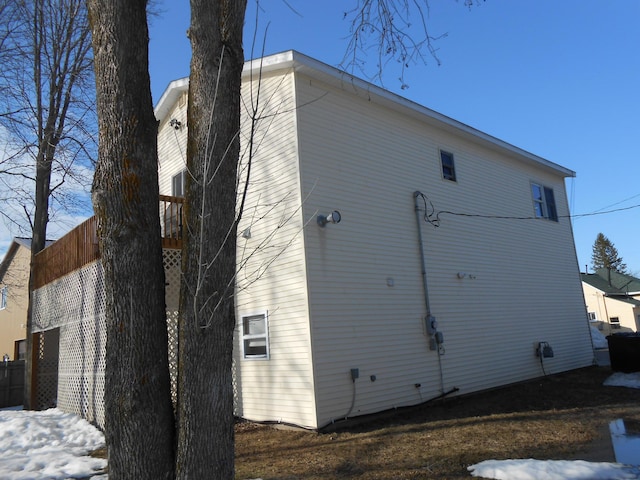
591,233,627,273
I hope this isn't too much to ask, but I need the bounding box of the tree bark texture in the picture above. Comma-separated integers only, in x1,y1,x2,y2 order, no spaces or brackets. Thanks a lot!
177,1,246,478
87,0,175,478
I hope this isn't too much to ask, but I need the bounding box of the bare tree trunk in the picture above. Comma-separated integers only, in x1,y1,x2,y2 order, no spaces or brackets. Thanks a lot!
87,0,175,478
176,1,246,478
14,0,95,410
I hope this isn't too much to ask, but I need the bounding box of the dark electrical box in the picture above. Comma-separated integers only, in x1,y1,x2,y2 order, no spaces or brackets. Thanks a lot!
536,342,554,358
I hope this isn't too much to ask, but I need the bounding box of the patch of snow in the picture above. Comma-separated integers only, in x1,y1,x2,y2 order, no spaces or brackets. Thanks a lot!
3,372,640,480
0,408,106,480
604,372,640,389
590,326,609,349
468,459,640,480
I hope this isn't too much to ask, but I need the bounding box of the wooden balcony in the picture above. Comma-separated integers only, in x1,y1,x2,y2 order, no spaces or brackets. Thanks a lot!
32,195,184,290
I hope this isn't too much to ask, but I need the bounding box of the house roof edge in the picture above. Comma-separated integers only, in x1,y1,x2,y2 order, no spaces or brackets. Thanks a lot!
155,50,575,178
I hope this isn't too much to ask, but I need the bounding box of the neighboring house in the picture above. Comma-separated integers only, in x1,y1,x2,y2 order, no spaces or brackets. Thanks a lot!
582,269,640,335
31,51,593,430
0,238,35,361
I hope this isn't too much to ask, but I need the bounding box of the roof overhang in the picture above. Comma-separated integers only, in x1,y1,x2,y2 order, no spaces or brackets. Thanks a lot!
155,50,575,179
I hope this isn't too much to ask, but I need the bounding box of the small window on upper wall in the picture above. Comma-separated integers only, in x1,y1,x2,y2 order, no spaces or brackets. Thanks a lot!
530,183,558,221
440,150,456,182
172,170,185,197
241,311,269,360
0,286,7,310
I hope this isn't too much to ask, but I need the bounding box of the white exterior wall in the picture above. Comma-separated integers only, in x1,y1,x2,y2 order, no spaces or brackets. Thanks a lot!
154,52,594,429
157,89,188,195
582,282,640,333
233,70,317,428
156,74,317,428
293,71,594,428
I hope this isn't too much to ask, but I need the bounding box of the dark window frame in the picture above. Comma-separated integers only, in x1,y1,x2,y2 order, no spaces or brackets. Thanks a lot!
531,182,558,222
439,150,457,182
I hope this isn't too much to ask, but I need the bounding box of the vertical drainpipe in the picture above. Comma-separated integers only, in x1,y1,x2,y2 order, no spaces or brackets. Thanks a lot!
413,191,445,394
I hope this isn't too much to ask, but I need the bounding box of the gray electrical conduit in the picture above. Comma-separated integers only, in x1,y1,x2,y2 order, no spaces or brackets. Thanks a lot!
414,191,446,396
326,191,447,430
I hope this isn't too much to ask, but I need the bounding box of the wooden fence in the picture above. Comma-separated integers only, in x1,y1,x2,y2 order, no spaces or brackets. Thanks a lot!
32,217,99,290
0,360,25,408
32,196,184,290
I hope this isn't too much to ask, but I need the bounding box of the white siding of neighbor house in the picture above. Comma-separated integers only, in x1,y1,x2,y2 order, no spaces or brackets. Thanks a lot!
582,282,640,334
293,71,594,428
232,69,317,428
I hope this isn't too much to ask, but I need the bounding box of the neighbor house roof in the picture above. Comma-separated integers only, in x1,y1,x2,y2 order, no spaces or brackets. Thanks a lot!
581,269,640,297
0,238,55,281
154,50,576,180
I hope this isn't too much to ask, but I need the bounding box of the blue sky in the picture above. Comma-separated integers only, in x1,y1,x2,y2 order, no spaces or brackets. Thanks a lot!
147,0,639,274
2,1,638,274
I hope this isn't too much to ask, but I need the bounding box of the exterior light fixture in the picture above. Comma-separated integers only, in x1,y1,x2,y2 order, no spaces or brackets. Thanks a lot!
169,118,182,130
317,210,341,227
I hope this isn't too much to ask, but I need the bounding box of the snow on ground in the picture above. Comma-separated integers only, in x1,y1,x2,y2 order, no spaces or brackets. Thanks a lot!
1,372,639,479
468,459,640,480
591,326,609,349
0,407,106,480
605,372,640,389
469,371,640,480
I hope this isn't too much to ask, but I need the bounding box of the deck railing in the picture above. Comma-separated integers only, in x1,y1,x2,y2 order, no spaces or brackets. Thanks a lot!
32,195,184,290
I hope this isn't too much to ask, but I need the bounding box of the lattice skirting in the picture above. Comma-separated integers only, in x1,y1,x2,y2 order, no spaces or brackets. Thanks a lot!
32,249,183,429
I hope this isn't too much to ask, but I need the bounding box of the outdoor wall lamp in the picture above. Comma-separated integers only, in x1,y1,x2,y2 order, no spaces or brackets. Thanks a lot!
169,118,182,130
317,210,341,227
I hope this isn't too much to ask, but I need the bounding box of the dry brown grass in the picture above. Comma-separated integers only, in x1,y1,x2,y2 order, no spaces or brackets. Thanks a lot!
235,366,640,479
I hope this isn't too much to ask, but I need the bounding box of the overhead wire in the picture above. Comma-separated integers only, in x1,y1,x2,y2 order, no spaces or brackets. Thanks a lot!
414,191,640,226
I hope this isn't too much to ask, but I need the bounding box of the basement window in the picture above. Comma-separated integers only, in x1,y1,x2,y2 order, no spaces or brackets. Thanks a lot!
440,150,456,182
241,311,269,360
610,317,621,329
531,183,558,221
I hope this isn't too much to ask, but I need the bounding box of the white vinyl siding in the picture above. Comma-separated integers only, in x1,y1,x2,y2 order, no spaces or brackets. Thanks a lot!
232,70,317,428
157,91,188,196
153,53,593,430
294,71,592,427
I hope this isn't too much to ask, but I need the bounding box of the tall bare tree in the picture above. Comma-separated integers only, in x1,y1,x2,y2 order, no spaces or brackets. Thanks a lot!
87,1,477,477
86,0,175,478
0,0,95,240
0,0,95,409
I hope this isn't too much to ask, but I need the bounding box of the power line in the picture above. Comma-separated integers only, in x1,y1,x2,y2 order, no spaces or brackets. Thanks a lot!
415,192,640,226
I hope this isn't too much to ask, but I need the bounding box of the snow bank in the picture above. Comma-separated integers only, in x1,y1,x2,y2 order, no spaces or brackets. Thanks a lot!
590,326,609,349
0,408,106,480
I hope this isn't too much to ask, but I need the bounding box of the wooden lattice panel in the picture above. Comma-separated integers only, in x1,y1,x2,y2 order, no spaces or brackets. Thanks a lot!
32,249,182,428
